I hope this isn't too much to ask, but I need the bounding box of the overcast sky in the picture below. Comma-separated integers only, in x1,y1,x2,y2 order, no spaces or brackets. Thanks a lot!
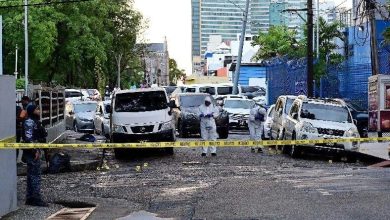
134,0,352,75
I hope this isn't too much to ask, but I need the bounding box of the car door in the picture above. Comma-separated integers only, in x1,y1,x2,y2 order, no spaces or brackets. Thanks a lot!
65,103,74,129
285,102,300,139
93,103,102,133
271,98,284,139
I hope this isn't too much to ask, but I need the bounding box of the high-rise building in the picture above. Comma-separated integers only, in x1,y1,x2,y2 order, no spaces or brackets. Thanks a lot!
192,0,308,74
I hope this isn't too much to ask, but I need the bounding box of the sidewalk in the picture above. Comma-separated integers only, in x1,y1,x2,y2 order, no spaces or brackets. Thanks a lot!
17,131,106,176
359,142,390,160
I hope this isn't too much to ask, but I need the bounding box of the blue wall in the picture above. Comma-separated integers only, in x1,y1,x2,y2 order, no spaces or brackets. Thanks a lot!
238,65,266,85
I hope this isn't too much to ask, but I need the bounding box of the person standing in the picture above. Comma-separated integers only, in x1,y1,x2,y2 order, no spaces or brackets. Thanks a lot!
23,104,48,207
248,104,267,153
198,96,219,157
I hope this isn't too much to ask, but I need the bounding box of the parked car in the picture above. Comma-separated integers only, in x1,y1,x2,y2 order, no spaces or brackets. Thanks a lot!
284,96,360,158
171,93,229,139
65,101,98,133
87,89,102,101
110,88,176,157
223,98,256,129
183,84,242,100
65,89,85,102
263,104,275,140
240,86,266,99
270,95,297,141
94,100,111,136
343,100,368,138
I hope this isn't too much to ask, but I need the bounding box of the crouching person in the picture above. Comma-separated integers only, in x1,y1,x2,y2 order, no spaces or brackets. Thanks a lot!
23,104,48,207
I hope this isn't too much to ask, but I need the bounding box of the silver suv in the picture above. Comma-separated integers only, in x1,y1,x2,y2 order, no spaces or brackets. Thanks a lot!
284,96,360,158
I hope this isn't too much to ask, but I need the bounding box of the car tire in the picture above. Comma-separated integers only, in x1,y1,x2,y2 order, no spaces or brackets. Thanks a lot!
289,133,301,158
165,147,174,155
280,131,290,154
179,121,188,138
74,122,78,133
218,128,229,139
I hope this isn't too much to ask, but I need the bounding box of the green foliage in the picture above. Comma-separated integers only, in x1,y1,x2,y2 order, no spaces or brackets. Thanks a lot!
169,59,185,85
251,26,305,61
0,0,144,88
16,79,25,90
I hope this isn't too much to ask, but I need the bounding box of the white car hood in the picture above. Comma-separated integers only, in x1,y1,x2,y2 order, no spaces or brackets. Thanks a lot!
112,109,171,126
303,119,355,131
224,108,250,115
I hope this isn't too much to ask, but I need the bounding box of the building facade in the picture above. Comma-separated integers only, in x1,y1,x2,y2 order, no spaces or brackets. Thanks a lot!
142,40,170,86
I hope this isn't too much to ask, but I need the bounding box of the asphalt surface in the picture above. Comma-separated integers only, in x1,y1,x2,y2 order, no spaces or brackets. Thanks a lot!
4,130,390,220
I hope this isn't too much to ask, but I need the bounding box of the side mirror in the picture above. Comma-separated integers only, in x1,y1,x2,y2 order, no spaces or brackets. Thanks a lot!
69,111,74,115
353,119,358,125
292,113,298,120
168,100,177,108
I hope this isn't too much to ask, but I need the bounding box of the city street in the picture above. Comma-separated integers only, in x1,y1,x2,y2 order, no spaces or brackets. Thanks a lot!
5,131,390,220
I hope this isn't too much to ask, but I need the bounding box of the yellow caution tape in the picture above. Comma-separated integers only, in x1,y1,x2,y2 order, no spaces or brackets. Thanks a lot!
0,136,389,149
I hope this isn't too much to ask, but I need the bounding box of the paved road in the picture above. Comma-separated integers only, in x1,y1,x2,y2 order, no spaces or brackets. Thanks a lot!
5,131,390,220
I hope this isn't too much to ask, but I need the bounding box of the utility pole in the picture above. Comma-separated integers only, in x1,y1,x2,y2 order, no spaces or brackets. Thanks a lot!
367,0,379,75
115,53,122,89
233,0,250,95
316,0,320,59
24,0,29,95
307,0,314,97
15,45,18,79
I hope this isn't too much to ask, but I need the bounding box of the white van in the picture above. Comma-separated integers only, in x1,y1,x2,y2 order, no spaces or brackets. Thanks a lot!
110,88,176,158
184,83,242,99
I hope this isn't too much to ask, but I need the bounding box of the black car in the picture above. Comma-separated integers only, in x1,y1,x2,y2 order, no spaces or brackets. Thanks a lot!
345,101,368,138
171,93,229,139
240,86,266,99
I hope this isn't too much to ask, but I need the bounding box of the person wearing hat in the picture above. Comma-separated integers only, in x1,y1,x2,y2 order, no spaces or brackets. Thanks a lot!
198,96,220,157
23,104,48,207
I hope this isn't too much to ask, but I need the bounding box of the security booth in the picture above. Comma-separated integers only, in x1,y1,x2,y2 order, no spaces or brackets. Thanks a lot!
368,74,390,136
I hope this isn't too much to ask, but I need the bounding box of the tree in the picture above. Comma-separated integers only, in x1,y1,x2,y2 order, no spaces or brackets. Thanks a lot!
169,59,185,85
251,26,305,61
0,0,145,88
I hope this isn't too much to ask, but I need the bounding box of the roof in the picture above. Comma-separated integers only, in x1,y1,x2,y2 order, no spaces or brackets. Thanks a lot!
146,43,165,52
115,88,166,94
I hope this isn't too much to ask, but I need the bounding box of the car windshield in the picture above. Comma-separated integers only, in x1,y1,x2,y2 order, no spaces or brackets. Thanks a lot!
74,103,97,113
284,98,294,114
115,91,167,112
301,103,352,123
241,86,260,93
217,86,233,95
347,102,365,112
164,87,177,95
224,100,255,109
180,95,209,107
66,91,83,98
199,87,216,95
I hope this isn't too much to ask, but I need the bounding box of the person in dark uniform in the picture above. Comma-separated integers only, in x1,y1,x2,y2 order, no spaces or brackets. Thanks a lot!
23,104,48,207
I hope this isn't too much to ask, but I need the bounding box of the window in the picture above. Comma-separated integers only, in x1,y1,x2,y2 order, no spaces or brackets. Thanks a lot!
284,98,294,114
301,103,352,123
115,91,168,112
74,103,97,113
186,88,196,93
199,87,216,95
180,95,209,107
289,102,299,116
217,86,233,95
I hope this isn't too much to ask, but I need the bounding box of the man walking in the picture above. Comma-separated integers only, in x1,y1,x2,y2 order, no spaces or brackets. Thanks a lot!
23,104,48,207
248,104,267,153
198,96,219,157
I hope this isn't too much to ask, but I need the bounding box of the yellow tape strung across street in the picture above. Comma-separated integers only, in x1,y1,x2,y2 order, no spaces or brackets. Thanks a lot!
0,136,390,149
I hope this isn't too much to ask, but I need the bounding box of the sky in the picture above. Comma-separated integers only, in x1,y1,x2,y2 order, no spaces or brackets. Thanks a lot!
134,0,352,75
134,0,192,74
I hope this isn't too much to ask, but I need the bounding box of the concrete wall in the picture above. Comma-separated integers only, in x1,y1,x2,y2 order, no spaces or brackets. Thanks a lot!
0,75,17,217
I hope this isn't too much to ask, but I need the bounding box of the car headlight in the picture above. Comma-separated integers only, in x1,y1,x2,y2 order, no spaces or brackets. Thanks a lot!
113,124,125,133
160,121,173,130
345,127,360,137
300,122,317,133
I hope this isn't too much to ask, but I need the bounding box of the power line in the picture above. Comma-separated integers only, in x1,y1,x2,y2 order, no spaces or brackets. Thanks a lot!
0,0,93,9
